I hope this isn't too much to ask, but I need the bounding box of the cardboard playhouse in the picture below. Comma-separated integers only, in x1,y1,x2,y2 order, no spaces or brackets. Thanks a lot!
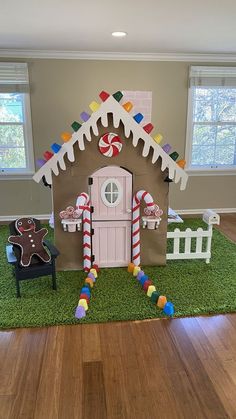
33,91,188,271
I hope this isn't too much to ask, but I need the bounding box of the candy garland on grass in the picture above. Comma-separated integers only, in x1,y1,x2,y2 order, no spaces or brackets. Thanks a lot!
132,190,156,266
75,266,99,319
76,192,92,272
127,263,175,317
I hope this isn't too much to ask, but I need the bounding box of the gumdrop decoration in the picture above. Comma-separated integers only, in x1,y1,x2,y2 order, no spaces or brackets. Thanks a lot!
113,91,123,102
133,113,144,123
71,121,82,132
99,91,110,102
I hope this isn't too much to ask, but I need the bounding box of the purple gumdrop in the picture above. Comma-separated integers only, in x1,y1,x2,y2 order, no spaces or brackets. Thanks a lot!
75,305,86,319
162,144,172,154
36,158,47,167
80,111,90,122
137,270,145,281
88,272,95,282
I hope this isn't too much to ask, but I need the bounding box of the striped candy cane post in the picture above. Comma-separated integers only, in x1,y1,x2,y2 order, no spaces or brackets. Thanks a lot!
132,190,156,266
76,192,92,272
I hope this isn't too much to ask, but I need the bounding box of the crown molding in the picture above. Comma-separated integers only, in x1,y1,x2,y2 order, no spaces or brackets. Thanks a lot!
0,49,236,62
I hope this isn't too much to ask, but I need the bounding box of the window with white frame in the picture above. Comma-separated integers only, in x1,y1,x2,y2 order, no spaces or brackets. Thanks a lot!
0,63,34,177
186,66,236,173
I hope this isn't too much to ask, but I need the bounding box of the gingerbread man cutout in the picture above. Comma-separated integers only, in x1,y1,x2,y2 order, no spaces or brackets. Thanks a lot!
8,218,51,267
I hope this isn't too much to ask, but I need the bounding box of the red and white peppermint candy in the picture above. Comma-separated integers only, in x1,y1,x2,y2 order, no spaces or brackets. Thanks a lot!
99,132,122,157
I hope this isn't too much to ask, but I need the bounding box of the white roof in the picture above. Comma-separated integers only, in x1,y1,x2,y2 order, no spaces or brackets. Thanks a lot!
33,95,188,190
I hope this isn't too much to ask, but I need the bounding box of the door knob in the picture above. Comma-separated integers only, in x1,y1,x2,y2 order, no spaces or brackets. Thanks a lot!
127,209,132,213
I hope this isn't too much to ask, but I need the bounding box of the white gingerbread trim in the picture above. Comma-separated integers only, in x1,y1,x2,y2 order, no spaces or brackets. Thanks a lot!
33,96,188,190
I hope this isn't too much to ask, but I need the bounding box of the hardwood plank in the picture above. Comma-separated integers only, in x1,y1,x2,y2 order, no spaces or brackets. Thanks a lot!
182,316,236,418
82,324,101,362
34,327,65,419
168,318,230,418
215,213,236,242
82,361,107,419
144,319,207,419
9,329,47,419
58,325,83,419
100,323,130,419
0,396,15,419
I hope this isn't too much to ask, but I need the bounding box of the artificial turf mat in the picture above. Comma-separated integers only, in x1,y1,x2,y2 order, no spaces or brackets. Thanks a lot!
0,219,236,329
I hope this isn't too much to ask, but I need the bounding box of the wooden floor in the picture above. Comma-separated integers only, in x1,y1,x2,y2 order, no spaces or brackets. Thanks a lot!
0,215,236,419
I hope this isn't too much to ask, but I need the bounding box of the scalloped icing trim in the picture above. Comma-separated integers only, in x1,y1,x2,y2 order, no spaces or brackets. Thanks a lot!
33,96,188,190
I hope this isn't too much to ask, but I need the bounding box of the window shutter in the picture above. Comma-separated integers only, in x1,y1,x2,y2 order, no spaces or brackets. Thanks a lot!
0,62,29,93
189,66,236,88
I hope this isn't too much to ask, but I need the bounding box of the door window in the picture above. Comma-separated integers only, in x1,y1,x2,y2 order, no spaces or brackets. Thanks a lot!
101,178,122,207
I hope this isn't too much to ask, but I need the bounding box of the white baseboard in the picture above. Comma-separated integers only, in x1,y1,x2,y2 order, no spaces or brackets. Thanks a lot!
0,208,235,222
0,214,51,222
176,208,236,215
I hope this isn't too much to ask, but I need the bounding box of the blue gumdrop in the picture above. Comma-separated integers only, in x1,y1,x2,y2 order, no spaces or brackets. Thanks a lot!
140,274,148,286
133,113,144,123
81,287,91,296
51,143,62,153
75,305,86,319
137,270,145,281
163,302,175,317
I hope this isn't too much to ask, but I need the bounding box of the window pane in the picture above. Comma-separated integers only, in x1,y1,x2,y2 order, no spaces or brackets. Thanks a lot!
192,145,214,166
216,125,236,146
193,124,216,145
0,93,24,123
0,147,26,169
105,192,112,203
216,88,236,122
215,145,235,165
112,182,118,192
194,88,216,122
0,124,25,147
105,183,111,193
111,192,118,204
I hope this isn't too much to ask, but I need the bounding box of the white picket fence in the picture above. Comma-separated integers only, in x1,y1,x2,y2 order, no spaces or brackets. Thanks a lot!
166,210,220,264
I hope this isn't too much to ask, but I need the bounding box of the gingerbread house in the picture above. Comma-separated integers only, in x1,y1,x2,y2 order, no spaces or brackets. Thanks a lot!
33,91,188,271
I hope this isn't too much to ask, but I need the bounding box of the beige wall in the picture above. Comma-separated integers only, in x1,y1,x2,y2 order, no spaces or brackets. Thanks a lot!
0,58,235,216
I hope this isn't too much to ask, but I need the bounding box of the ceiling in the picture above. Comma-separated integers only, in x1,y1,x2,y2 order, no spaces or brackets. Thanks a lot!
0,0,236,56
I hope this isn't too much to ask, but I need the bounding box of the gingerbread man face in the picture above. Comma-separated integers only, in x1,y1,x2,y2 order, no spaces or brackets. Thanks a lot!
15,218,36,234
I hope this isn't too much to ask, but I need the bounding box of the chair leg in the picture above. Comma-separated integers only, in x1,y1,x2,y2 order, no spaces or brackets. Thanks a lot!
16,278,21,298
51,260,57,291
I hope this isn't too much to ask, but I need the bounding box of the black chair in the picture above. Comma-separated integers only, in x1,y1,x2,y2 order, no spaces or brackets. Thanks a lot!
6,219,59,298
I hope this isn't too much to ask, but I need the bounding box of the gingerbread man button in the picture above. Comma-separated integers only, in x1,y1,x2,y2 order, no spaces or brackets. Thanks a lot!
8,218,51,267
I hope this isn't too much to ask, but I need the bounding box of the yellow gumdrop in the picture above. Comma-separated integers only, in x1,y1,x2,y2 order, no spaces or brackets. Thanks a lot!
89,101,100,112
147,285,156,297
90,268,97,278
78,298,88,311
153,133,163,144
133,266,141,277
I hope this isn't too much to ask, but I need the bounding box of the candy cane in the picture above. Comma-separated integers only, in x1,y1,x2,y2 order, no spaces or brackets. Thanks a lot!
76,192,92,272
132,190,156,266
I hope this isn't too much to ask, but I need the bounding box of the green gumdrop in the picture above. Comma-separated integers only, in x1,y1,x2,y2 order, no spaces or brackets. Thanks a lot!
151,291,160,304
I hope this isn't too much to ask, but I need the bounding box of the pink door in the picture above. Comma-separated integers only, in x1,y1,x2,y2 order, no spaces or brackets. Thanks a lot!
90,166,132,267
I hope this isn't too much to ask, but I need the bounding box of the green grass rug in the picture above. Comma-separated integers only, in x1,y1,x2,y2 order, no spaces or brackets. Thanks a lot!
0,220,236,329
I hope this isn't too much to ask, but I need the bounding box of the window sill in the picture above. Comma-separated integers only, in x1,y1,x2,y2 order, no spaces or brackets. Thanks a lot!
186,168,236,176
0,172,35,180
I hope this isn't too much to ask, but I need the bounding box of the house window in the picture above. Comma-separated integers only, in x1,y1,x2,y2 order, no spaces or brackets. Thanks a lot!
101,178,122,207
0,63,34,178
186,66,236,174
